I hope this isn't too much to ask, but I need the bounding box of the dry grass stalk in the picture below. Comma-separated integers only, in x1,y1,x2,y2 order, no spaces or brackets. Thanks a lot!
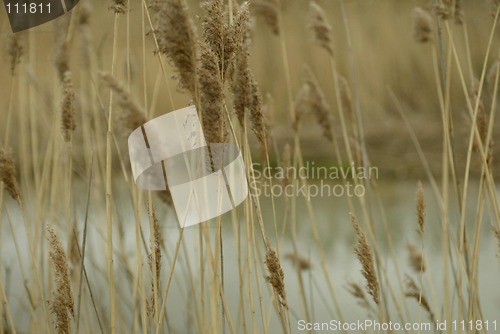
404,275,435,322
469,78,492,165
61,71,76,142
152,0,198,95
413,7,433,43
265,249,287,308
7,33,23,75
305,69,333,142
284,252,311,271
416,181,425,236
487,59,500,90
147,206,163,319
253,0,280,35
281,143,292,187
99,72,147,131
47,225,75,334
309,1,334,56
0,146,21,202
351,214,379,305
407,242,426,272
199,44,226,144
493,226,500,258
110,0,127,14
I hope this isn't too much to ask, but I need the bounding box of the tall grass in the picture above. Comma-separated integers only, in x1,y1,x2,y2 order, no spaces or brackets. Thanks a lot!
0,0,500,333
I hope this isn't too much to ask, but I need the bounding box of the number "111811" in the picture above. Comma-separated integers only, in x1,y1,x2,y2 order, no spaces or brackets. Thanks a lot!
6,3,51,14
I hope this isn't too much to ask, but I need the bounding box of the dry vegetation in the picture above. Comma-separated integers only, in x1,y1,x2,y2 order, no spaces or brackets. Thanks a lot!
0,0,500,333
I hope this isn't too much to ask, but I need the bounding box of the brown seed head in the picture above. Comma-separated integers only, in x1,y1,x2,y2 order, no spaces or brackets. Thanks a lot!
416,181,425,236
61,71,76,142
253,0,280,35
47,224,75,334
7,33,23,75
309,1,334,56
404,275,435,322
407,242,426,272
265,249,287,308
153,0,198,96
0,146,21,202
351,214,379,305
413,7,433,43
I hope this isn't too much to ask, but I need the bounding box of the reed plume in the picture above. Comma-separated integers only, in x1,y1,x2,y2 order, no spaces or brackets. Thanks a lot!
347,282,373,311
407,242,426,272
199,44,226,144
223,2,251,79
305,68,333,142
7,33,23,75
147,206,163,319
404,275,435,322
54,17,70,82
351,214,379,305
202,0,225,66
78,1,92,69
153,0,198,96
99,73,147,131
230,7,252,127
253,0,280,35
61,71,76,142
309,1,334,56
416,181,425,236
0,146,21,202
284,252,311,271
413,7,433,43
248,72,267,146
265,249,287,308
292,83,310,133
110,0,127,14
47,225,75,334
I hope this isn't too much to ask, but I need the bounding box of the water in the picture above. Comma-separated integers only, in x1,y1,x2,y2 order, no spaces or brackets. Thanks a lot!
1,180,499,333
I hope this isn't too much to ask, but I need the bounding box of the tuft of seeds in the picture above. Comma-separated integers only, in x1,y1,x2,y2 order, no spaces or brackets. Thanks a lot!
110,0,127,14
413,7,433,43
351,214,379,305
47,225,75,334
248,73,267,146
147,205,163,319
99,73,147,131
309,1,334,56
305,68,333,142
407,242,426,272
7,33,23,75
152,0,198,96
199,44,226,144
404,275,435,322
416,181,425,236
0,146,21,202
265,249,287,308
61,71,76,142
253,0,280,35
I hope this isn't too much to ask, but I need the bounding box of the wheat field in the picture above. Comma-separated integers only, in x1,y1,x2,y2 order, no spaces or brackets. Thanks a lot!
1,0,500,333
